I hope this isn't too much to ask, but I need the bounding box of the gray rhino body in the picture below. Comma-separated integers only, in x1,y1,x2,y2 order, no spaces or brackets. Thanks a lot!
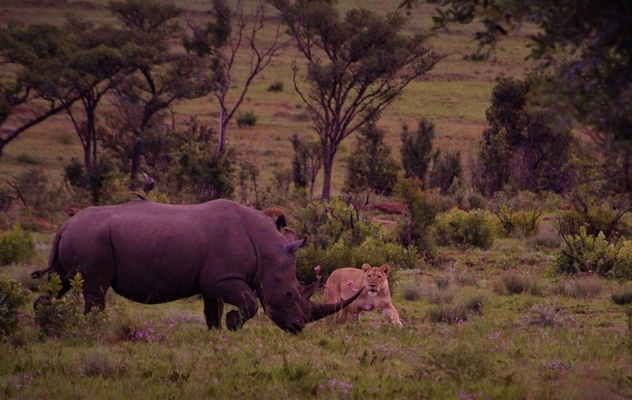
32,199,358,333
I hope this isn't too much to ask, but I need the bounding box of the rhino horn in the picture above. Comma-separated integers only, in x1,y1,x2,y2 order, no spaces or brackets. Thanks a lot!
308,287,364,322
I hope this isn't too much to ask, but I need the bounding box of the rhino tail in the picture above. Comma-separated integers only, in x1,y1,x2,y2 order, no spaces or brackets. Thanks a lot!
31,224,66,279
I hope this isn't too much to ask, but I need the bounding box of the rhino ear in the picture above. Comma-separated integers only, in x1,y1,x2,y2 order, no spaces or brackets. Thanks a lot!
283,236,308,254
282,228,296,242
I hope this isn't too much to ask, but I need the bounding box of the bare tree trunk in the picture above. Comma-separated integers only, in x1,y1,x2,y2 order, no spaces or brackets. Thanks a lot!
321,150,335,200
218,105,227,156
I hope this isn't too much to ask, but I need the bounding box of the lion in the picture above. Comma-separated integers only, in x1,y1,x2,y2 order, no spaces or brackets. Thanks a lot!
323,263,402,326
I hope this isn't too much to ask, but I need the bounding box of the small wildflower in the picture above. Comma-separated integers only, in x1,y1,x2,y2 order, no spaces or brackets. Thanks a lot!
314,265,321,272
347,280,354,286
365,304,372,311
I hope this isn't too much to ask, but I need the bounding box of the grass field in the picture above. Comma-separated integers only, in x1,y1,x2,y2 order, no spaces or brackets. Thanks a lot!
2,1,631,399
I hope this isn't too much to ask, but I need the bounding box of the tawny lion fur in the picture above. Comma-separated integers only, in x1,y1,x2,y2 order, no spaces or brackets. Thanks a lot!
324,263,402,326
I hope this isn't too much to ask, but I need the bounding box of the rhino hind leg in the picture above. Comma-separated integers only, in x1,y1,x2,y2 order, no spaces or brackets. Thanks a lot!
82,285,110,314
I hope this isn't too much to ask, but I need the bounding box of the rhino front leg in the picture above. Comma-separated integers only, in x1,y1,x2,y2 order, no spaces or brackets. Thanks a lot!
205,280,259,331
203,297,224,330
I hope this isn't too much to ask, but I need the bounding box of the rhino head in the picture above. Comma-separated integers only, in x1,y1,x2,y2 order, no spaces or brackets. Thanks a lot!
257,236,361,333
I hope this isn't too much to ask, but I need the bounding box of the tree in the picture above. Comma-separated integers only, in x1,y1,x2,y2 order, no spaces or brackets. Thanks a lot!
273,0,443,199
186,0,289,156
345,122,400,196
103,0,215,187
400,117,436,186
418,0,632,193
0,22,84,158
476,75,575,195
290,133,322,196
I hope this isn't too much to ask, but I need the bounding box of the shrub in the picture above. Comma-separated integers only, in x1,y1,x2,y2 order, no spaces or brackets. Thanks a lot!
555,191,632,240
551,277,607,299
16,153,42,165
80,347,119,377
493,270,544,295
527,228,562,249
296,237,418,284
419,284,454,305
612,288,632,305
426,293,483,324
394,178,442,255
0,276,29,337
523,303,574,327
433,208,498,249
0,224,35,266
34,273,87,337
400,117,435,184
237,111,258,127
267,81,284,92
555,227,632,278
402,284,422,301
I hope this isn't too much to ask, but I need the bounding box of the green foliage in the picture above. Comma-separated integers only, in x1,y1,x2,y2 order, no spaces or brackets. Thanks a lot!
555,227,632,279
489,191,545,237
0,276,28,337
556,191,632,240
394,177,442,255
288,196,385,249
148,119,237,202
0,224,35,266
296,237,417,284
400,117,435,185
434,208,498,249
344,122,400,196
33,273,107,338
236,111,258,128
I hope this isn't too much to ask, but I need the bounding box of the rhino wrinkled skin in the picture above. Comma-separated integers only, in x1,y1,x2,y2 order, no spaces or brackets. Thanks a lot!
32,199,360,333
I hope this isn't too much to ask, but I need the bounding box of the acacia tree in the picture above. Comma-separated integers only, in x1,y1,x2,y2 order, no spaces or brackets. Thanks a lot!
185,0,290,156
273,0,443,199
0,22,84,158
104,0,215,186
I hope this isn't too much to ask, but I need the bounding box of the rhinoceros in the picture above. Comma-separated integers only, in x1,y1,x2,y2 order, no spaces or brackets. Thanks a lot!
31,199,360,333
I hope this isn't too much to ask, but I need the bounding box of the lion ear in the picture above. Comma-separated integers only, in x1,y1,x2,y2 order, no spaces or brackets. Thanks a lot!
361,263,371,272
380,264,390,275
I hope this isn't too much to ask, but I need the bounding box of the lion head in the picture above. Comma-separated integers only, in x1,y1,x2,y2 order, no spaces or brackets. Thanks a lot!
361,263,390,297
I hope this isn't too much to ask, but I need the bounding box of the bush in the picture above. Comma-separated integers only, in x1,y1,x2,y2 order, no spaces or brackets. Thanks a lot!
551,277,607,299
555,227,632,278
296,237,418,284
394,178,442,255
493,271,544,295
267,81,284,92
34,273,106,338
612,288,632,305
0,276,29,337
0,225,35,266
433,209,498,249
426,293,483,324
237,111,258,127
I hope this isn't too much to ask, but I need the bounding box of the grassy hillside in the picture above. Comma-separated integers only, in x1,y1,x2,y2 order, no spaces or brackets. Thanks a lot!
0,0,538,196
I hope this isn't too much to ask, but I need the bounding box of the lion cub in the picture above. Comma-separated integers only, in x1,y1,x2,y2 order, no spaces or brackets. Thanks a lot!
324,263,402,326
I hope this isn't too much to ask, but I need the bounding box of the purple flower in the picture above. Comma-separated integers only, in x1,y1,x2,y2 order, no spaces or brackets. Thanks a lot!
314,265,321,272
347,279,354,286
364,304,372,311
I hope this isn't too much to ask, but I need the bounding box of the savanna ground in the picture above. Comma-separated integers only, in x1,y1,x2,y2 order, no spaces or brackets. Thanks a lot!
1,1,632,399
